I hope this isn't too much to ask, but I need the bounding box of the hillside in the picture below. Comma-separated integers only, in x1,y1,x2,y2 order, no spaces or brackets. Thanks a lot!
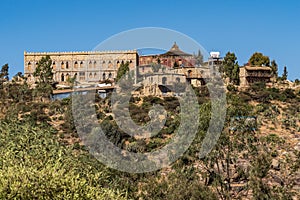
0,80,299,200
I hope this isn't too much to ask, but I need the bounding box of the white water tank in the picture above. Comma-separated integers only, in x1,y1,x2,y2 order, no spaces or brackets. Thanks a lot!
210,51,220,58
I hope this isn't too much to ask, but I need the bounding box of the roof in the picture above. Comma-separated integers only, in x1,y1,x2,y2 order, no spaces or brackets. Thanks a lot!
159,42,192,57
244,66,272,71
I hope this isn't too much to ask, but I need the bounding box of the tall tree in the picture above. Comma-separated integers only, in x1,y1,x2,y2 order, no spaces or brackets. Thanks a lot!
116,61,130,82
33,56,54,100
194,49,204,66
270,60,278,78
0,64,9,80
0,64,9,90
249,52,270,66
224,52,240,85
282,66,288,81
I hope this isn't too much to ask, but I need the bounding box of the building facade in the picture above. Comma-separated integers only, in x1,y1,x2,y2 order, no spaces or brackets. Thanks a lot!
139,42,195,68
24,50,139,83
239,65,272,87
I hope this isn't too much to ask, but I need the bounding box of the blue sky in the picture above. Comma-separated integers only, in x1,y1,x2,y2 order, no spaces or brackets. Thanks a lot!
0,0,299,80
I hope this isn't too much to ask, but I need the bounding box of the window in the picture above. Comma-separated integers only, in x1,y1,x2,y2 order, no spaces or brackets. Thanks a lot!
61,62,65,69
94,61,97,68
94,72,97,78
66,62,69,69
89,61,92,68
27,62,32,70
162,77,167,85
102,73,106,80
61,73,65,82
74,61,78,68
89,72,93,78
80,61,83,68
108,73,112,79
108,61,112,68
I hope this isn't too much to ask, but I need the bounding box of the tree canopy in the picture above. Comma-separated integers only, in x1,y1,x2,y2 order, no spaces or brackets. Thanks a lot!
0,63,9,80
249,52,270,66
224,52,240,85
33,56,54,99
116,61,130,82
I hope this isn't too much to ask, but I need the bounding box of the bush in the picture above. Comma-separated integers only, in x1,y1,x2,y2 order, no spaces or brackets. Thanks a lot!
0,120,126,199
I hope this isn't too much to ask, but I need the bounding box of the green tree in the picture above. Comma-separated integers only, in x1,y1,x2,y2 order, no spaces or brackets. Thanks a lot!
116,61,129,82
282,66,288,81
270,60,278,78
224,52,240,85
194,49,204,66
231,64,240,85
0,64,9,90
0,63,9,80
249,52,270,66
33,56,54,100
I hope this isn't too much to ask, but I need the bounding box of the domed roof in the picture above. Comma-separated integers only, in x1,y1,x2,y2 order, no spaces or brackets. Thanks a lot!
160,42,192,57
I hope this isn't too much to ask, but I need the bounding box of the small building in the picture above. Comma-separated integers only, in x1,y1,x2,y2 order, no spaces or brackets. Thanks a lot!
239,65,272,87
139,42,195,68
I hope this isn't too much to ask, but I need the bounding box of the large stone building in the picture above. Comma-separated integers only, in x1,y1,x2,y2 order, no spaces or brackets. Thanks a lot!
24,50,139,84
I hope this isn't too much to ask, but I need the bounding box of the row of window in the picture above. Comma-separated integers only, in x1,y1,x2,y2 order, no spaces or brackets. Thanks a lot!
27,60,133,70
60,72,113,82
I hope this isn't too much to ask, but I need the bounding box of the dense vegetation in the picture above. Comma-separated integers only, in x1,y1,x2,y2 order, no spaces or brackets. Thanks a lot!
0,60,299,199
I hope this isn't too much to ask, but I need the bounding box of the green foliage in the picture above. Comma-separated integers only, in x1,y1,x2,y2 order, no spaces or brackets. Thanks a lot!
33,56,54,99
270,60,278,78
151,63,161,72
139,169,217,200
116,61,130,82
223,52,240,85
194,49,204,66
282,66,288,81
0,120,126,200
249,52,270,66
0,63,9,80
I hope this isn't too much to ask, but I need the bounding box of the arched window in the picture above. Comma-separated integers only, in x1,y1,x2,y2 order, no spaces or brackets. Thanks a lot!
162,77,167,85
66,61,69,69
74,61,78,68
80,61,83,68
108,73,112,79
61,61,65,69
188,70,192,77
52,61,56,70
94,72,97,78
89,72,93,78
102,60,105,64
102,73,106,80
89,61,92,68
66,73,70,80
108,61,112,68
61,73,65,82
27,62,32,70
94,61,97,68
